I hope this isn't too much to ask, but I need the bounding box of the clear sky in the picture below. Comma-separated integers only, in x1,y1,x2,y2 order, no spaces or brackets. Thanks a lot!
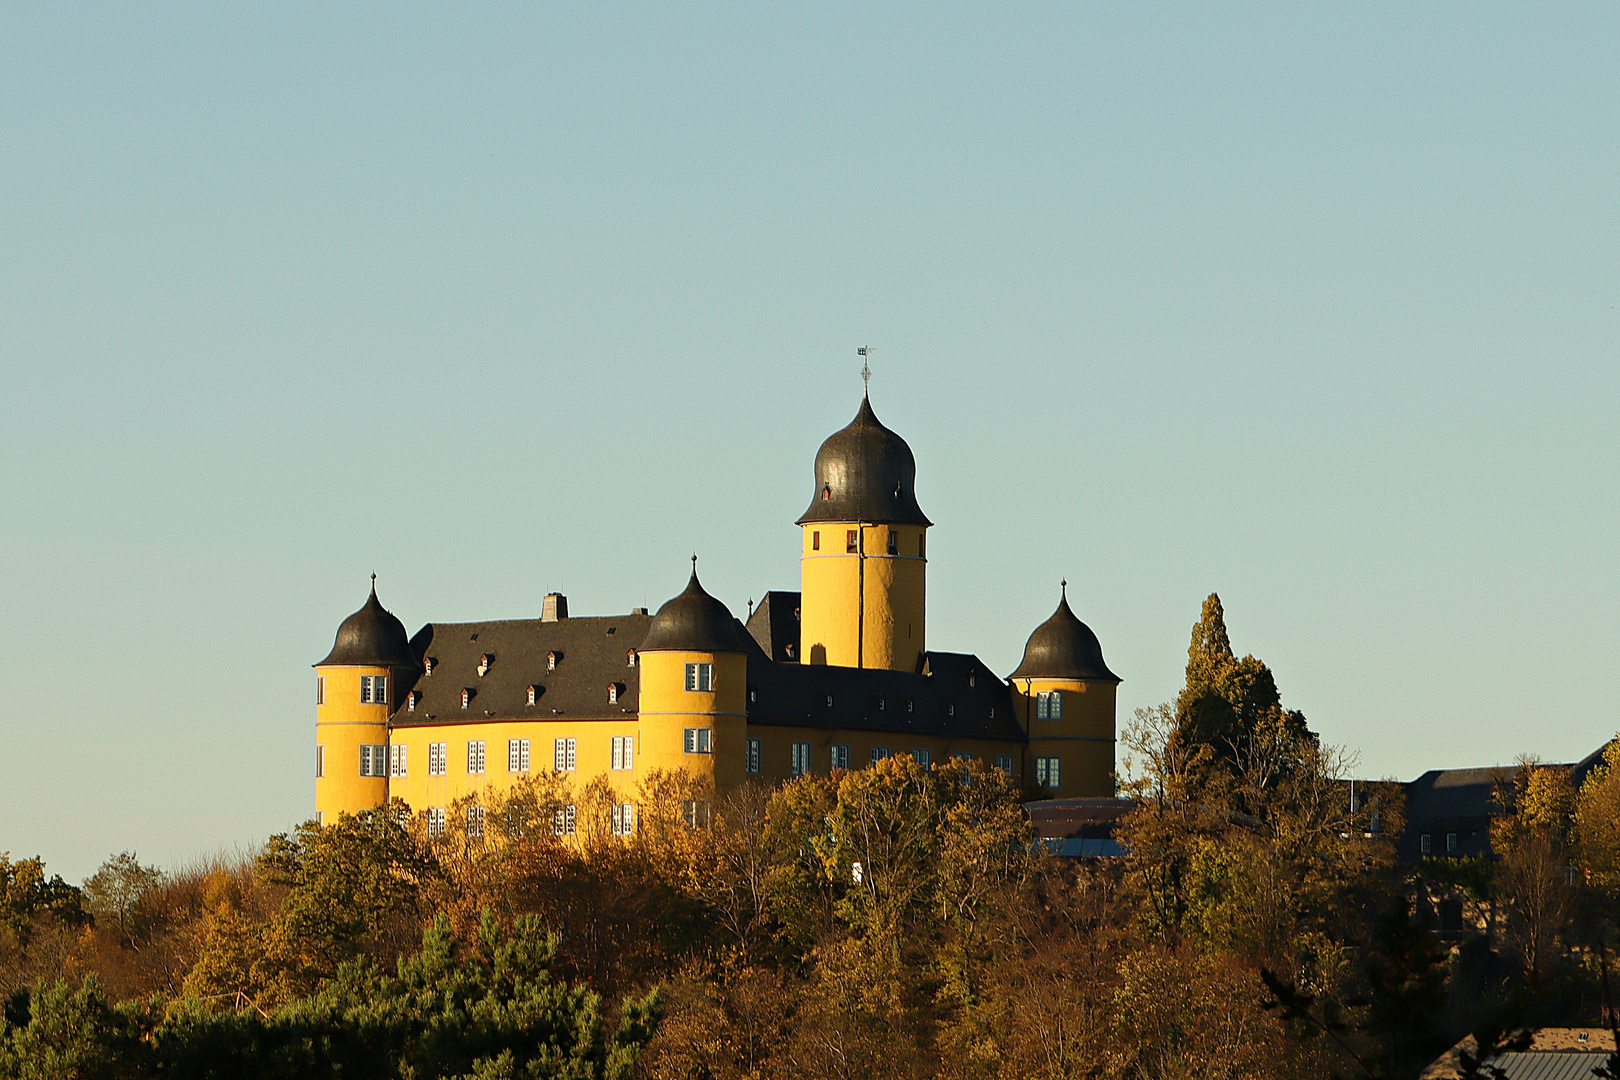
1,4,1615,882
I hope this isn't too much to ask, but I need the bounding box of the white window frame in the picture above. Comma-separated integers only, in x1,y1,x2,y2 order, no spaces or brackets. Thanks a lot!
871,746,890,763
467,740,486,775
1035,755,1061,790
684,662,714,692
390,743,407,777
830,744,850,770
508,738,530,774
1420,833,1432,855
1036,691,1063,721
681,799,711,829
428,742,447,776
360,674,388,705
612,736,635,771
553,804,577,836
684,727,713,754
791,741,811,776
466,804,484,838
746,738,762,774
994,754,1014,774
359,743,387,777
611,803,635,837
608,683,619,704
427,807,446,836
911,749,931,767
554,737,577,772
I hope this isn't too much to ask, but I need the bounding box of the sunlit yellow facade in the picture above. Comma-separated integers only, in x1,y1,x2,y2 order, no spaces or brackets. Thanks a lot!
799,523,927,672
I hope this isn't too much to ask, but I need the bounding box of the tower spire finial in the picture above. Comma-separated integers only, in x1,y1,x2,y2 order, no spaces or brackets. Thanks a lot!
371,571,377,593
858,346,871,396
1060,578,1067,599
691,552,698,576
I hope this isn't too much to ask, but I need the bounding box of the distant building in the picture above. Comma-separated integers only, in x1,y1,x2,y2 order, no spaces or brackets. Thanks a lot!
311,388,1122,829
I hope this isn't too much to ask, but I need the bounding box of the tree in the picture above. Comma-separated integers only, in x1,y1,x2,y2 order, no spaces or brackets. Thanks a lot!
83,853,165,945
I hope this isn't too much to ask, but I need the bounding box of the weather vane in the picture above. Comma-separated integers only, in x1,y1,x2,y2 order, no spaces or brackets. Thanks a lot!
858,346,871,394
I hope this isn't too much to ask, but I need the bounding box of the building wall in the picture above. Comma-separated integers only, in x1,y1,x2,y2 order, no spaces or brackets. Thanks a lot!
799,522,926,672
744,724,1020,785
1011,677,1116,797
314,664,391,822
637,649,748,793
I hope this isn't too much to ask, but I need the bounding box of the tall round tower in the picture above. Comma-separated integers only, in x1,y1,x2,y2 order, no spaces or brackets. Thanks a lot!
796,392,930,671
1009,585,1120,798
636,566,749,795
314,581,417,823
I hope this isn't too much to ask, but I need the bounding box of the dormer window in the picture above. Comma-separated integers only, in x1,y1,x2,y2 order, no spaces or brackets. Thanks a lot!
477,654,493,677
826,693,834,708
989,706,996,719
527,685,539,706
948,703,955,717
968,674,976,688
424,657,436,675
406,690,419,712
877,696,885,711
785,643,796,659
748,686,757,703
608,683,621,704
627,649,638,668
905,698,914,713
821,483,830,500
547,651,559,671
461,688,474,709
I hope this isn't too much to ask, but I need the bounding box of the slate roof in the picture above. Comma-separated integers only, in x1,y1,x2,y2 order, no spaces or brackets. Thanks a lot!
1398,766,1507,861
391,613,651,727
745,591,801,662
316,585,418,669
1009,591,1120,683
797,394,931,526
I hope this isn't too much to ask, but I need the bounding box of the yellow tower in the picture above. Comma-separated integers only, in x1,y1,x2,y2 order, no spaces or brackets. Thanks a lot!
1010,584,1120,798
636,565,749,797
797,391,930,672
314,580,418,823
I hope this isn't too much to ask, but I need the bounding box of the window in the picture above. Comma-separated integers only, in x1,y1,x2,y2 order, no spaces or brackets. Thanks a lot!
360,675,388,704
390,744,408,777
826,693,834,708
316,745,324,778
508,738,530,773
684,662,713,692
612,736,635,771
746,738,762,774
886,529,897,555
989,707,995,719
791,742,812,776
785,643,795,659
681,799,711,829
554,737,577,772
917,533,925,557
627,649,638,667
428,742,447,776
1034,756,1061,790
878,696,885,711
684,728,713,754
424,657,436,675
1036,692,1063,720
426,807,446,837
1446,832,1458,853
947,704,955,717
995,754,1014,774
955,753,975,762
466,805,484,838
316,676,324,705
359,744,388,777
461,688,473,709
911,749,931,767
611,803,635,836
1420,833,1432,855
553,804,577,836
830,744,850,770
812,530,820,551
906,698,914,713
477,654,492,676
547,651,558,670
968,674,976,688
467,740,486,775
846,529,858,552
407,691,419,712
871,746,891,762
527,685,539,706
748,686,757,703
608,683,620,704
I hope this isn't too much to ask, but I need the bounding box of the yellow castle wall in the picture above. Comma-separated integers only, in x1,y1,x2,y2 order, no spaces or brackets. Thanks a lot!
799,523,926,672
314,665,391,822
1011,678,1116,797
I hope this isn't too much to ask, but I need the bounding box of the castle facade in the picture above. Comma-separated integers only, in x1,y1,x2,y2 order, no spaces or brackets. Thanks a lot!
313,391,1120,829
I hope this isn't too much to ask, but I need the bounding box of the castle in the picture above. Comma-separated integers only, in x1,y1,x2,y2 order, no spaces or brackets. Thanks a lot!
313,388,1120,831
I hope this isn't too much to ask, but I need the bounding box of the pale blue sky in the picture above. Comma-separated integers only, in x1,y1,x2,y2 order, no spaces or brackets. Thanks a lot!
2,4,1615,881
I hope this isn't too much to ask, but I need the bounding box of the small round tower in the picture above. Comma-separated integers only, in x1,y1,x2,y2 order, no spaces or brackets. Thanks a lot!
797,391,930,672
636,565,749,795
1010,584,1120,798
314,580,417,822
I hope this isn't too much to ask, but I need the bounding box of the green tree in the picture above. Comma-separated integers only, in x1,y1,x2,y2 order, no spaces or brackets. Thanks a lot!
83,853,166,945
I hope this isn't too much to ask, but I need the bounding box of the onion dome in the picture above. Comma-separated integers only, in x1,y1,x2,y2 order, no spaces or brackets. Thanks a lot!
797,393,931,526
639,566,747,653
1010,585,1120,683
314,581,417,668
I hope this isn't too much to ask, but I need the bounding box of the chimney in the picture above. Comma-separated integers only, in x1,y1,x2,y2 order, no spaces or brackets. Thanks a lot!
541,593,568,622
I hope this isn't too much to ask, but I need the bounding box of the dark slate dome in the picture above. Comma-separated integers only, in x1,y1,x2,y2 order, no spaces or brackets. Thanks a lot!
639,569,747,653
315,584,418,668
797,394,931,526
1009,589,1121,683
